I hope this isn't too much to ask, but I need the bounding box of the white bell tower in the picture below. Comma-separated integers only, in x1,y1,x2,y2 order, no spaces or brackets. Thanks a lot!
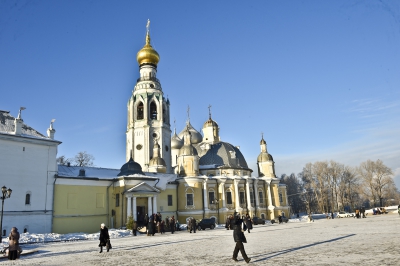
126,20,172,173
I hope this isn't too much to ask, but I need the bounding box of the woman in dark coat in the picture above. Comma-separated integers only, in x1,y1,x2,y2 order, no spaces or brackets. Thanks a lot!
148,216,155,236
98,223,110,253
232,213,250,263
245,214,253,233
8,227,20,260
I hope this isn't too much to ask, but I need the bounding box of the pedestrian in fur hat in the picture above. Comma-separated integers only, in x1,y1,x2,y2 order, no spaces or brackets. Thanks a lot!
98,223,110,253
8,227,20,260
232,212,251,263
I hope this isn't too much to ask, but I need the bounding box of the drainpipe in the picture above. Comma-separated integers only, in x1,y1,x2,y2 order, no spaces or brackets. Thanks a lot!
202,181,205,219
121,179,126,228
106,179,115,228
176,180,179,222
253,179,257,216
51,174,58,233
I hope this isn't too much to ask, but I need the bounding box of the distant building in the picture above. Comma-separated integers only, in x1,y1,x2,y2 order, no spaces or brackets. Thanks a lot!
0,109,60,235
52,22,289,234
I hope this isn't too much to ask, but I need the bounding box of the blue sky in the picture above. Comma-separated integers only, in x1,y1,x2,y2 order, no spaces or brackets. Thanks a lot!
1,0,399,188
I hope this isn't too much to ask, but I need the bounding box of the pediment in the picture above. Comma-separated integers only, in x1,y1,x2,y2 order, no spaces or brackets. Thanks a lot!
126,182,160,193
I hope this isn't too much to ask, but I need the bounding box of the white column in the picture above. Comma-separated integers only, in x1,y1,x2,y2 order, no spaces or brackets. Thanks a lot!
127,196,132,218
153,195,158,213
133,197,137,221
203,180,209,210
267,181,273,207
234,179,240,212
254,180,260,208
245,179,251,211
220,181,226,208
148,196,153,215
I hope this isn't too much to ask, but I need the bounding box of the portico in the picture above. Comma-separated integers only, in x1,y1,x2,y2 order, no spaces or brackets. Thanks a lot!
125,182,160,224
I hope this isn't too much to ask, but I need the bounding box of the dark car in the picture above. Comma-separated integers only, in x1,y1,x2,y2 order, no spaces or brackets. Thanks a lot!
197,218,216,230
252,217,266,225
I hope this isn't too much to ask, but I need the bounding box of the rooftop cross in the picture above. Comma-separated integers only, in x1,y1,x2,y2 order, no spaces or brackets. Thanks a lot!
187,105,190,122
208,104,212,119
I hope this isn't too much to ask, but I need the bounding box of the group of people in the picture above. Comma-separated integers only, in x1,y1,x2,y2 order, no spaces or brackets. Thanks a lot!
144,213,179,236
225,213,253,233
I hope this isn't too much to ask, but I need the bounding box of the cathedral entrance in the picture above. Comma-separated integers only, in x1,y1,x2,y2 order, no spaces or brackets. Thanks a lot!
137,206,146,226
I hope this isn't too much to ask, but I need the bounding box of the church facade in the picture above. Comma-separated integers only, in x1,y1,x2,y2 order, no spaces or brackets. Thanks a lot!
52,22,289,234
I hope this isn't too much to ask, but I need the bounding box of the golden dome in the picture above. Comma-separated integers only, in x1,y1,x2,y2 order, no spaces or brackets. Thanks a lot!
136,32,160,66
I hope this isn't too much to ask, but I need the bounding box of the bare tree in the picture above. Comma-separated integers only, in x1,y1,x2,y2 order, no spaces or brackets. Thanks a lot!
374,159,393,207
72,151,95,167
56,155,71,165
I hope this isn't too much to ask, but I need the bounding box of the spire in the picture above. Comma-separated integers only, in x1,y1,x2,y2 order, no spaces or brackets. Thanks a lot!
146,19,151,45
186,105,190,123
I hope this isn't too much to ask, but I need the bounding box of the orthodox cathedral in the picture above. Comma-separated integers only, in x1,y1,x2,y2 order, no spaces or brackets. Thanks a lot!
0,21,289,234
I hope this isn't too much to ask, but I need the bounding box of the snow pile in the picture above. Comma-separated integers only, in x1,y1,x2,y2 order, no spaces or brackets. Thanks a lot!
0,229,132,250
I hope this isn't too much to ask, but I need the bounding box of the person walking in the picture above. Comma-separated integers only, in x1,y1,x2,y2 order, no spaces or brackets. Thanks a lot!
148,216,155,236
170,216,176,234
187,218,192,232
232,212,251,263
8,227,20,260
98,223,110,253
190,217,197,233
245,214,253,233
132,220,137,236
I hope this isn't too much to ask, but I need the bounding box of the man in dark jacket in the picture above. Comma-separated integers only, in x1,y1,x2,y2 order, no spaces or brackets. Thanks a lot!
232,212,251,263
170,216,175,234
190,217,196,233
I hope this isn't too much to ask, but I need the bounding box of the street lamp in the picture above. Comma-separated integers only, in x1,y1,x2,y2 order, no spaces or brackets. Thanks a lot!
212,199,220,225
1,186,12,243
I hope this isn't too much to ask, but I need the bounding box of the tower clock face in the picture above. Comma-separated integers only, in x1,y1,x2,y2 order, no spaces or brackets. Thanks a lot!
136,144,143,150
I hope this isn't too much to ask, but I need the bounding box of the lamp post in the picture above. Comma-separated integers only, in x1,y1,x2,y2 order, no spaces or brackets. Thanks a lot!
1,186,12,243
212,199,220,225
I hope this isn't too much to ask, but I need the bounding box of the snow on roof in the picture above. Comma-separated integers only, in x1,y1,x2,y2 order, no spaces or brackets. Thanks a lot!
57,165,178,190
0,110,53,141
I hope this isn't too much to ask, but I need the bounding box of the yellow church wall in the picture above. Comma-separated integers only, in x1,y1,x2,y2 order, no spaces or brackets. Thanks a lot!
158,188,177,213
53,183,110,234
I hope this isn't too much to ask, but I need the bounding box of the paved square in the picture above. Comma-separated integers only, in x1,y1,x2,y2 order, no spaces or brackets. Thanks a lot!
4,214,400,265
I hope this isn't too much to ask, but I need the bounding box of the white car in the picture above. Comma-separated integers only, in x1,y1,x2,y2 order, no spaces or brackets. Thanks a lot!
336,211,350,218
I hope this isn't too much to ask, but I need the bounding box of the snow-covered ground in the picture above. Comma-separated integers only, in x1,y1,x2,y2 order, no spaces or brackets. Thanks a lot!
1,208,399,265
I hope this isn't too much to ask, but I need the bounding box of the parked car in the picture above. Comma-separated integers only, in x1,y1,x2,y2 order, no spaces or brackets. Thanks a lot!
197,218,216,230
336,211,350,218
252,217,266,225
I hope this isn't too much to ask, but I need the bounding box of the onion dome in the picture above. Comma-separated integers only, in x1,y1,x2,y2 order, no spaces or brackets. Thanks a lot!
118,157,144,176
199,142,249,169
179,127,199,156
178,121,202,144
136,21,160,66
149,142,166,167
203,118,218,128
171,131,184,150
257,136,273,162
257,152,274,162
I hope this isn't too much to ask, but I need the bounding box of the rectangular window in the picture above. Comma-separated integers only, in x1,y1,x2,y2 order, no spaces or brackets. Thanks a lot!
2,229,5,236
239,191,245,204
186,194,193,206
226,191,232,205
168,195,173,206
259,191,264,204
250,191,254,204
279,193,283,203
208,191,215,204
116,194,120,207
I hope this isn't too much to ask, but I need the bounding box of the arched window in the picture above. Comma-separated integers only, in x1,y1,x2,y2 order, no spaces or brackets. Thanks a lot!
25,193,31,205
150,101,157,120
137,102,144,120
258,189,264,204
208,188,215,205
162,104,167,122
185,188,194,208
226,189,233,205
